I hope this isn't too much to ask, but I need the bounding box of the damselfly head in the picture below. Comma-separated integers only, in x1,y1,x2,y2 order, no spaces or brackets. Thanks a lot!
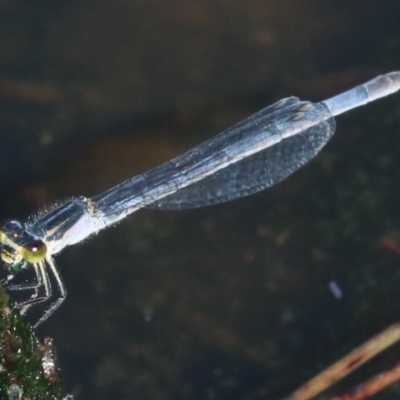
0,220,47,269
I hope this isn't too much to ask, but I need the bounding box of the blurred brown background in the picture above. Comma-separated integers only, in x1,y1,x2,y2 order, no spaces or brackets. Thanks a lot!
1,1,400,399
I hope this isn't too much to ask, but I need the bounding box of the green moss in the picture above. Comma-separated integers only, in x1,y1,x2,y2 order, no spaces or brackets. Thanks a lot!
0,286,70,399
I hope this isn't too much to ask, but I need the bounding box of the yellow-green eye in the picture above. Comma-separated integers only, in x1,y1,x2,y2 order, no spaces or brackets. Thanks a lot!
21,240,47,263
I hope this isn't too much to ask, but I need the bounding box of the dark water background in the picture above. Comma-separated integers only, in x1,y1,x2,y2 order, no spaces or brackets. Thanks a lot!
0,1,400,399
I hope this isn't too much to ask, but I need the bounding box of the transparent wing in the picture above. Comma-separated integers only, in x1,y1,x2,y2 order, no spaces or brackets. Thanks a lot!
91,98,335,219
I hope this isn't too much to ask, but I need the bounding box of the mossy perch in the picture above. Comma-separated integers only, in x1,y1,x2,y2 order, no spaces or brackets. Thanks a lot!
0,286,70,399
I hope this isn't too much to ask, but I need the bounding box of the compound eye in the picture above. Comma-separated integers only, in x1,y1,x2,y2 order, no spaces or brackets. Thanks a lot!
21,240,47,263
